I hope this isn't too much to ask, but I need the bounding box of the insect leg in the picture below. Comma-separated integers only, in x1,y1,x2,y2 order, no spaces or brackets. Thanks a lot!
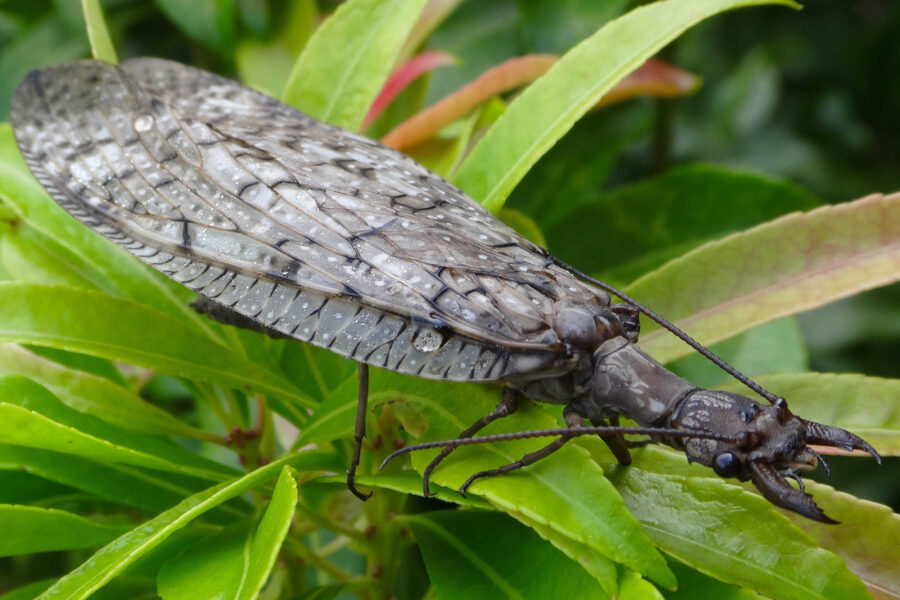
457,406,583,496
589,415,633,465
421,387,521,497
347,363,373,501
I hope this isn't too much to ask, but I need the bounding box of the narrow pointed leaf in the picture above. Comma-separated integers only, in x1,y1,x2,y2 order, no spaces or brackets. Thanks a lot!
80,0,117,64
364,50,455,129
602,446,871,600
0,282,313,409
282,0,429,131
0,445,246,519
303,370,675,589
784,482,900,600
0,376,235,481
36,451,334,600
236,467,298,600
382,54,557,151
0,505,129,557
452,0,799,212
0,343,213,440
633,193,900,363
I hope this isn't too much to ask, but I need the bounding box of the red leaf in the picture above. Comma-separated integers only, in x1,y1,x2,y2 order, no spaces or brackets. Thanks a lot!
363,50,455,129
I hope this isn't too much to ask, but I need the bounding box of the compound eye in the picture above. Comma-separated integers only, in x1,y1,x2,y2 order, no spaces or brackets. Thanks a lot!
712,452,742,479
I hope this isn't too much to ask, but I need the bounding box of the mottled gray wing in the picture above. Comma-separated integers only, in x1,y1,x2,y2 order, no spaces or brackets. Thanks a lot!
10,58,609,382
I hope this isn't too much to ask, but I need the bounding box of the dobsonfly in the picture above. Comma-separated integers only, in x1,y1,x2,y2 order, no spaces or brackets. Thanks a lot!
10,58,879,524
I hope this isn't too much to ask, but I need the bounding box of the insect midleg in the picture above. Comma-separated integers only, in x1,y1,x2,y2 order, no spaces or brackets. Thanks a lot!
457,405,585,496
421,387,521,497
347,363,372,501
590,415,632,465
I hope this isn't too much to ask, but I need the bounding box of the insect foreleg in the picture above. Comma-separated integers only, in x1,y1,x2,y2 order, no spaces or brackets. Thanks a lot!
347,363,373,501
590,415,633,465
422,387,521,497
457,406,585,496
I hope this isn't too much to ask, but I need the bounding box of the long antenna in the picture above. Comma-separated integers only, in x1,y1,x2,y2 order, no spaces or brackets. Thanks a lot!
551,257,781,405
380,425,739,470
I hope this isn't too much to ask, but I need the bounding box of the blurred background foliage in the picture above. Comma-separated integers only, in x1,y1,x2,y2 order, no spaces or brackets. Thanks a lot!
0,0,898,594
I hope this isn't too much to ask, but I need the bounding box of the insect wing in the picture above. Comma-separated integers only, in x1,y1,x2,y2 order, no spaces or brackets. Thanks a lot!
10,59,601,381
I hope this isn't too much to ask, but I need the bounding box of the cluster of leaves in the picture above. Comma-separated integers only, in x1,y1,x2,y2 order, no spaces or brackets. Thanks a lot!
0,1,898,599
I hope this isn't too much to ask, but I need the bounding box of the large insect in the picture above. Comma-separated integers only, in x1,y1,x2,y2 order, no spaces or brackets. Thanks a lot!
10,58,878,523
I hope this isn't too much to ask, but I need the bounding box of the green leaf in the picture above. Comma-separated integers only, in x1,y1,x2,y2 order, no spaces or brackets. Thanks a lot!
783,482,900,600
545,164,821,283
633,192,900,363
453,0,800,211
603,446,871,600
663,558,763,599
618,569,664,600
0,125,223,341
304,471,493,510
0,445,246,520
408,510,602,600
158,521,251,600
0,343,212,440
0,375,236,481
719,372,900,456
236,467,299,599
80,0,117,64
0,282,313,409
302,370,674,590
36,451,334,600
153,0,236,56
0,505,129,557
282,0,429,131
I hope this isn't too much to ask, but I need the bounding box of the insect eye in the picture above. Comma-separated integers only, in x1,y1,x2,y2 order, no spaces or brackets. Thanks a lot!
712,452,742,478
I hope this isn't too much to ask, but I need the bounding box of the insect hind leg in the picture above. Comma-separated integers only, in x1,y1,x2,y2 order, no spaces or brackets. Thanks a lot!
457,405,583,496
422,387,521,497
347,363,372,501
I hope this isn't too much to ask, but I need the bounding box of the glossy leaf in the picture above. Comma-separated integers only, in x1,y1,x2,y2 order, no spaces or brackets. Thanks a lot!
302,370,674,590
408,510,602,600
0,376,235,481
80,0,117,64
282,0,429,131
398,0,463,61
0,505,128,557
157,467,299,600
784,482,900,600
0,445,244,519
237,466,298,600
602,445,871,600
0,343,212,440
304,472,493,510
634,192,900,363
664,558,763,599
0,282,313,409
720,372,900,455
36,451,334,600
452,0,799,212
